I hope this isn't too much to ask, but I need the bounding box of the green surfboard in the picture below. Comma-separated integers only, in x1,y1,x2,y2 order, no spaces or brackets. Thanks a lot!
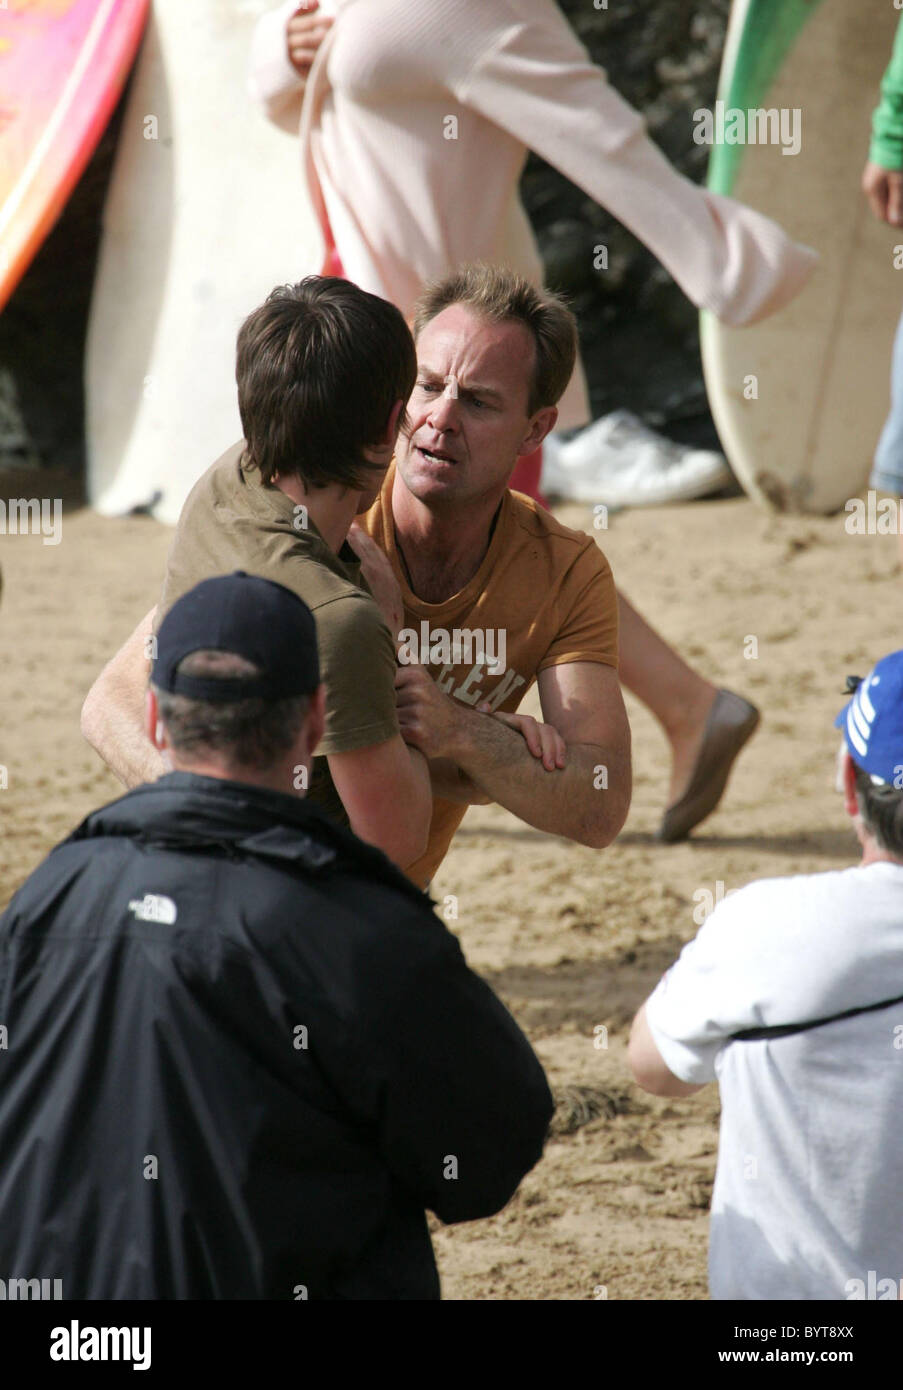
702,0,901,513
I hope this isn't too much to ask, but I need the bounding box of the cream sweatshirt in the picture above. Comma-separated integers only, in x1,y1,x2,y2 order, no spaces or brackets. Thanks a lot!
249,0,817,426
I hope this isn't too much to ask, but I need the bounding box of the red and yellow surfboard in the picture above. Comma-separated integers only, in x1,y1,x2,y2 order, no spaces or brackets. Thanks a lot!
0,0,149,312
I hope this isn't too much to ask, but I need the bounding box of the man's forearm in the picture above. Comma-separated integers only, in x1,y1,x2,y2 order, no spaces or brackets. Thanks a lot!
406,743,433,808
629,1004,705,1098
450,716,629,848
81,684,165,788
426,756,492,805
81,608,166,788
81,669,164,789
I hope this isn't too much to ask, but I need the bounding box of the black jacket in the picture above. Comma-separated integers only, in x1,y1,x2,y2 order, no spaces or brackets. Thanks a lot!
0,773,553,1299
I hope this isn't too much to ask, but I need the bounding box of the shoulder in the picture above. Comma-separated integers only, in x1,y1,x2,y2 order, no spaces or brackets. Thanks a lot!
454,0,591,90
313,584,393,653
507,489,603,550
717,866,866,917
440,0,572,47
0,831,124,933
506,490,613,579
181,441,248,510
687,867,866,966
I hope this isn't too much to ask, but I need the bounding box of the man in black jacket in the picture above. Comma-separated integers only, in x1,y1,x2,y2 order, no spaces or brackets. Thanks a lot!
0,572,553,1299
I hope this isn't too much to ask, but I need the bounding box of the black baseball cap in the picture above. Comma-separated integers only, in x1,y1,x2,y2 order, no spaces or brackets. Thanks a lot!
153,572,320,701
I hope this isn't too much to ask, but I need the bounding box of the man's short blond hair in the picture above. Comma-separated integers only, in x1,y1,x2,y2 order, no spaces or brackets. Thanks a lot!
412,263,577,415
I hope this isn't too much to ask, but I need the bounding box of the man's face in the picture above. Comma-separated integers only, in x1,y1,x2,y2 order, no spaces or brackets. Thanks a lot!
395,305,552,507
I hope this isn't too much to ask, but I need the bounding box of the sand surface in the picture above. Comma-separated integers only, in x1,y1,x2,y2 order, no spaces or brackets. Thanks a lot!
1,470,897,1299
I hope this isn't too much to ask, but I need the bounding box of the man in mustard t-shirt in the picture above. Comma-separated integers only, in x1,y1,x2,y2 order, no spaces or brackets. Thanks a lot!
357,265,631,884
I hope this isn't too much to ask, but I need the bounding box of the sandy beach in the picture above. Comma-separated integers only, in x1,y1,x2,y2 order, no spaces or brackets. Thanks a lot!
1,468,897,1299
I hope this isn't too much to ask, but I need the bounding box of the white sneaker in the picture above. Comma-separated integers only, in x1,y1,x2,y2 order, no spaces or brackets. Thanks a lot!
542,409,732,506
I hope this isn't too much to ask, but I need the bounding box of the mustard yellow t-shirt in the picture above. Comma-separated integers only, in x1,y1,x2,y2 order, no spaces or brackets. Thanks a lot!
361,465,619,886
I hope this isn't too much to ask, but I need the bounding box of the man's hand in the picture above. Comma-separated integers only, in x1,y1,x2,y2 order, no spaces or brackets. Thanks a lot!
400,660,629,848
480,706,566,772
396,666,468,760
862,160,903,226
347,523,405,643
286,2,332,80
398,668,569,767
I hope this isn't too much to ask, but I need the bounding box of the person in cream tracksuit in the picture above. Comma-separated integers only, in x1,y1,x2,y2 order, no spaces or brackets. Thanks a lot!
248,0,816,508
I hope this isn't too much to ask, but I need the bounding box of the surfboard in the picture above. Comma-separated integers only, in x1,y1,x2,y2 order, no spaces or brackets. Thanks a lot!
86,0,322,525
701,0,902,514
0,0,149,314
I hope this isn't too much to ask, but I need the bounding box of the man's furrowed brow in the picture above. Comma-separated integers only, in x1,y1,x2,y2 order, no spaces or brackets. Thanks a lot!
461,382,504,402
417,366,504,400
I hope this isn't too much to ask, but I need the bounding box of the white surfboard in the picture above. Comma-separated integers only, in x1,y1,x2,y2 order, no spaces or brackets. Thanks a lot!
701,0,902,514
86,0,320,525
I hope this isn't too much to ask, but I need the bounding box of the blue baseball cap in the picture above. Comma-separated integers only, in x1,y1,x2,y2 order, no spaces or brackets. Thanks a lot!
834,651,903,786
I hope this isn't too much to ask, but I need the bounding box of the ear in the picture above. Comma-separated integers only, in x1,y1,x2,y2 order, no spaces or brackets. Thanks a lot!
383,399,405,448
361,399,406,473
146,688,166,751
842,749,859,818
519,405,558,457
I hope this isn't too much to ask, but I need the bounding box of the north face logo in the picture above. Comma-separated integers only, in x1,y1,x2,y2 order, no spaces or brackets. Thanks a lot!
128,894,177,924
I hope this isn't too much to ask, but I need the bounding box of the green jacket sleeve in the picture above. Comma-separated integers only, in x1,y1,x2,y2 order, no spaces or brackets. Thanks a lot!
871,15,903,169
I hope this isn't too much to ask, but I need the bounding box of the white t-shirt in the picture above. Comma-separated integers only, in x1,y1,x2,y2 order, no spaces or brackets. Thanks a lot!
645,860,903,1301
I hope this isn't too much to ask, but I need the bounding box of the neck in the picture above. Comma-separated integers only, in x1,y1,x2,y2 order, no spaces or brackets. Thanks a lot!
170,757,306,798
392,471,505,602
859,840,903,868
273,473,359,554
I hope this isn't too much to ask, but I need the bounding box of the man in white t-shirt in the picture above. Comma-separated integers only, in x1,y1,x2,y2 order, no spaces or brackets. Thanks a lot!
629,650,903,1301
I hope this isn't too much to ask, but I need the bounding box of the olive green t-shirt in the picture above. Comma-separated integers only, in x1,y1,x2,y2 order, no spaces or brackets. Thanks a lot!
156,442,399,825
